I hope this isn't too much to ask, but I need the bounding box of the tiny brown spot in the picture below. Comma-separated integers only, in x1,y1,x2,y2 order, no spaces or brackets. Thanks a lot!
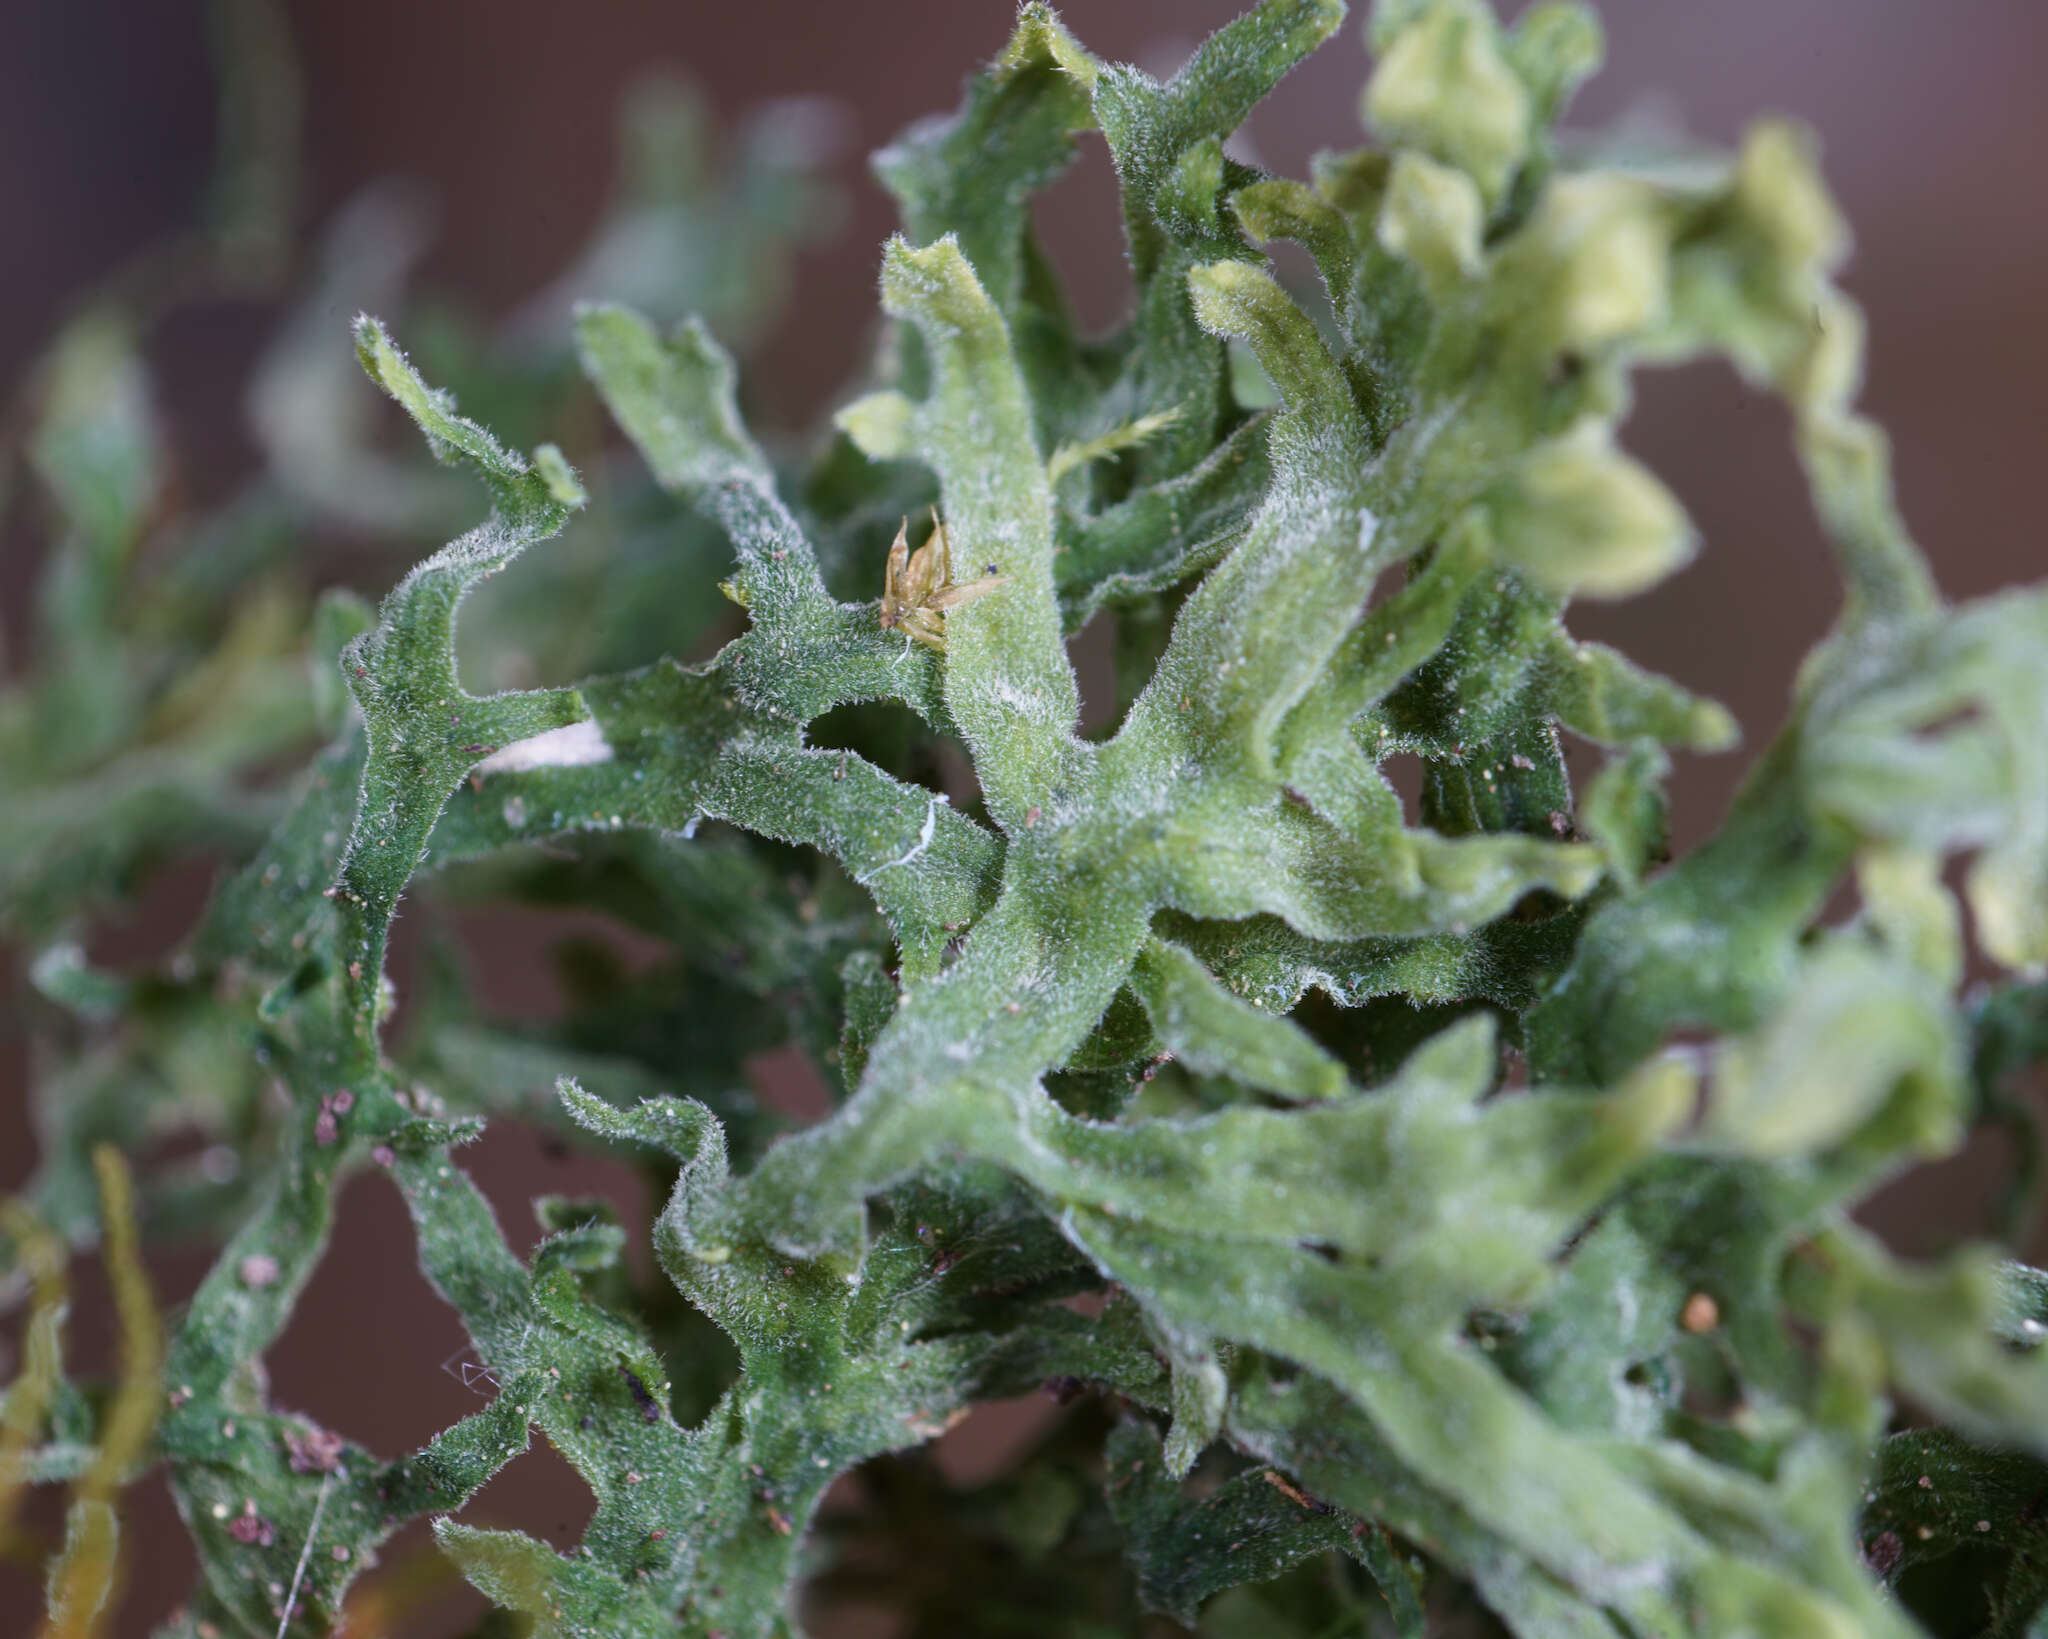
1863,1530,1904,1576
1680,1292,1720,1334
1024,806,1041,828
284,1425,346,1475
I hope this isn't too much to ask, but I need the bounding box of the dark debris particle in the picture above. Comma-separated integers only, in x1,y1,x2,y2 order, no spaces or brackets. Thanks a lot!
620,1364,663,1424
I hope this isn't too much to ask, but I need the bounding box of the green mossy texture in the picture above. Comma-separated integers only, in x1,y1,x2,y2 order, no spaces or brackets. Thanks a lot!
7,2,2048,1634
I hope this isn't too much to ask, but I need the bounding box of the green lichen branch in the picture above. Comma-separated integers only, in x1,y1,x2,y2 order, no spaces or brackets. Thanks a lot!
6,1,2048,1636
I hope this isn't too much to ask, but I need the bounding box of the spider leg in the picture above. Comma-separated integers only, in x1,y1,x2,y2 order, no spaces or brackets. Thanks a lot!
927,574,1011,612
905,540,941,606
884,520,910,607
901,609,948,651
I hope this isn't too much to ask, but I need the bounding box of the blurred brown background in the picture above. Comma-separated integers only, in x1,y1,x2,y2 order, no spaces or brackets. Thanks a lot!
2,0,2044,1632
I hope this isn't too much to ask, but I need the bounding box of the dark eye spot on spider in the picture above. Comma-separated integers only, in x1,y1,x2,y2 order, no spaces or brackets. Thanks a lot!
620,1364,663,1424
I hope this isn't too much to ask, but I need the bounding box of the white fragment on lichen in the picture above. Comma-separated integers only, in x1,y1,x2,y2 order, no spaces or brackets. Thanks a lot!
1614,1277,1638,1339
275,1472,334,1639
857,794,945,884
474,719,612,773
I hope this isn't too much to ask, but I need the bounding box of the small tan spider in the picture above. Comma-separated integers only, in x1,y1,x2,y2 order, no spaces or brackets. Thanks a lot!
877,511,1010,652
